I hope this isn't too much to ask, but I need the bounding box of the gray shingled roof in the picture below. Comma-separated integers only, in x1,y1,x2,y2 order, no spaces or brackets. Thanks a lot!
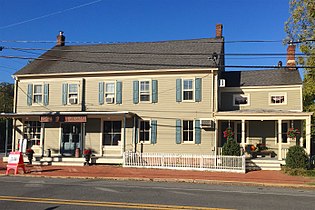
220,69,302,87
14,38,223,75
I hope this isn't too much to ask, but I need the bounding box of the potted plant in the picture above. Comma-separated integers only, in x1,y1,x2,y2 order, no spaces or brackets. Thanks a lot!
83,149,92,166
25,148,34,165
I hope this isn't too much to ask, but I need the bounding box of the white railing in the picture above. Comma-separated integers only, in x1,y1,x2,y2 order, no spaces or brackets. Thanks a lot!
123,152,246,173
281,148,289,159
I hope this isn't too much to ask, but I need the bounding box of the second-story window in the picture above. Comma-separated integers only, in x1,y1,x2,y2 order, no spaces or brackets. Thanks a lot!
105,82,115,104
183,79,194,101
233,94,249,106
140,81,150,102
68,84,78,104
33,84,43,104
270,93,286,105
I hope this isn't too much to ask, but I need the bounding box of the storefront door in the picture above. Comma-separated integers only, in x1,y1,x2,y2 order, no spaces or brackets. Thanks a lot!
61,123,81,156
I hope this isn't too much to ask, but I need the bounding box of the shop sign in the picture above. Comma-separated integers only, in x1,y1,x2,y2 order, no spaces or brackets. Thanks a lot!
40,115,87,123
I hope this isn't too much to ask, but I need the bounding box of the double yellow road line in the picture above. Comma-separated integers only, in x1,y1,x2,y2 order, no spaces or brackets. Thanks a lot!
0,195,233,209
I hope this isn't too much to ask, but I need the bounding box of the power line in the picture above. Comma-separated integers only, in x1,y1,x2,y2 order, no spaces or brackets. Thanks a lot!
0,0,103,30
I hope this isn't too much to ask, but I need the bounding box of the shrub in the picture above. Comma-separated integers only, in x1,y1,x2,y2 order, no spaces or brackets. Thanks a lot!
285,145,309,169
222,139,241,156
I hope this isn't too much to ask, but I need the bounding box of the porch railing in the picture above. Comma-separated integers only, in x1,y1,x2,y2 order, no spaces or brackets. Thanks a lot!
123,152,246,173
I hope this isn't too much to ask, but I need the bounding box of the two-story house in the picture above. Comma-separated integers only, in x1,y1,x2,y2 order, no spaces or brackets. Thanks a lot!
3,25,225,163
1,24,312,167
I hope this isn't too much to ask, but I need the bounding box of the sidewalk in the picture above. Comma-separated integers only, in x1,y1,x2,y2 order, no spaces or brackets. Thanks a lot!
1,160,315,189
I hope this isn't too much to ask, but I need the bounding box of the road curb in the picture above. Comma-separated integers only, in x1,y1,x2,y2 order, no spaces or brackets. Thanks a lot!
2,173,315,190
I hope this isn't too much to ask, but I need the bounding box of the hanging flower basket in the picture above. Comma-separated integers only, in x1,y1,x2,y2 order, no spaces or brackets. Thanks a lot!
223,127,234,141
287,128,300,139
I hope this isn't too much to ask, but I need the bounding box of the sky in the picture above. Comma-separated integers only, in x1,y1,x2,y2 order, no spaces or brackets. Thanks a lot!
0,0,294,83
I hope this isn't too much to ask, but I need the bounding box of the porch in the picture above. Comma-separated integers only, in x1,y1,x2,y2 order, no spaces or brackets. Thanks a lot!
215,109,313,160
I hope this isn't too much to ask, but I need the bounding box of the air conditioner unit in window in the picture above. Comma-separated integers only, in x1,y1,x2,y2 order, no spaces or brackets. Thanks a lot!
200,119,214,129
68,98,78,104
219,79,225,87
105,96,115,104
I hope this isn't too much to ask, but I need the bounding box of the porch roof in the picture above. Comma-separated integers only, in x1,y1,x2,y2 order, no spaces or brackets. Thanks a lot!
0,111,136,118
215,109,313,120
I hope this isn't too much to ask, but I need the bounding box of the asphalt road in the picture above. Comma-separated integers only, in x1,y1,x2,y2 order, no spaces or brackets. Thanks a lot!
0,176,314,210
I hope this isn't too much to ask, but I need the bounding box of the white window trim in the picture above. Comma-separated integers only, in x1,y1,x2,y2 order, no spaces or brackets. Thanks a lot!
182,78,195,102
182,119,195,144
22,120,42,147
139,119,151,144
269,92,287,105
139,80,151,103
233,93,250,106
32,83,44,105
105,81,116,104
67,83,80,105
275,120,291,145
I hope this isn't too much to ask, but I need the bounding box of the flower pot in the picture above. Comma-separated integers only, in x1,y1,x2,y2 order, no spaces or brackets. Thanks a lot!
84,154,91,166
26,153,33,164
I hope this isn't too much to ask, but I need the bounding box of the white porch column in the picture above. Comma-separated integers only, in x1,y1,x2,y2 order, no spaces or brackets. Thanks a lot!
241,119,246,149
278,119,282,160
306,116,311,155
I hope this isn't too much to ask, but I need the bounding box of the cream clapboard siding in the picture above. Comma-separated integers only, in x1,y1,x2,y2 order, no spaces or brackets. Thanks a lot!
84,72,216,154
44,123,61,154
220,86,302,111
17,78,82,112
85,118,101,155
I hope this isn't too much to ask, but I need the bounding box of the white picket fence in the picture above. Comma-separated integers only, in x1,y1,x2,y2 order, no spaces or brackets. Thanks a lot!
123,152,246,173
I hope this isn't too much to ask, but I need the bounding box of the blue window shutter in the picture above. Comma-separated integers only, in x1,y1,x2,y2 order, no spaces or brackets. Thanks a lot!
62,83,68,105
98,82,104,105
195,120,201,144
116,81,122,104
133,80,139,104
43,84,49,106
176,119,181,144
27,84,33,106
152,80,158,103
195,78,202,102
151,120,157,144
176,79,182,102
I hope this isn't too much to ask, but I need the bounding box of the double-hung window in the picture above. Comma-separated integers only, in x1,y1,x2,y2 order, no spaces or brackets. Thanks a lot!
33,84,43,104
183,79,194,101
105,82,115,103
140,81,150,102
183,120,194,142
139,120,150,143
176,119,201,144
133,80,158,104
68,84,78,104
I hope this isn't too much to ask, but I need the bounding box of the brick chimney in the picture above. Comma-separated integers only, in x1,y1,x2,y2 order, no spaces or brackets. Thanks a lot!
216,24,223,38
56,31,65,46
286,44,296,70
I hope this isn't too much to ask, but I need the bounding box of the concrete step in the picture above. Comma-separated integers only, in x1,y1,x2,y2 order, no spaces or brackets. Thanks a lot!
246,159,284,171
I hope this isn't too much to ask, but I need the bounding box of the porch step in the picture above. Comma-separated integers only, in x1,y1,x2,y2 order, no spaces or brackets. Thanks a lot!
93,156,123,164
246,159,285,171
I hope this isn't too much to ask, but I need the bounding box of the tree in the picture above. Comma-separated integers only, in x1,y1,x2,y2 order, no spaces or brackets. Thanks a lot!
0,82,14,113
285,0,315,135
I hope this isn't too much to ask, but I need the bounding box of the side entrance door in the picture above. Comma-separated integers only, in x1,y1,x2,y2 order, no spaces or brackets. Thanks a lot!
61,123,81,156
